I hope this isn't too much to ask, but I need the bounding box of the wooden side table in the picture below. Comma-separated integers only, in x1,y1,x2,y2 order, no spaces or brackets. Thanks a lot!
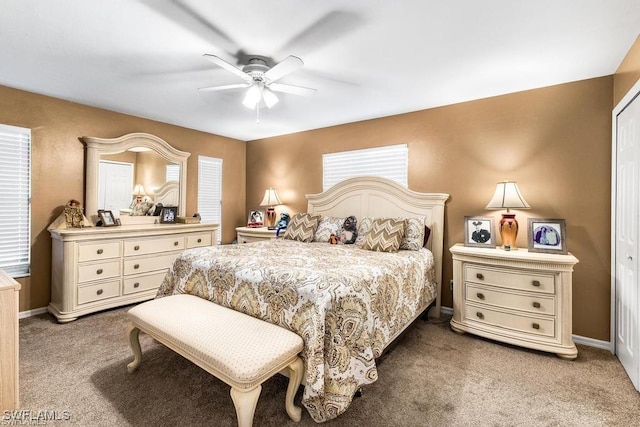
236,227,278,244
0,269,20,410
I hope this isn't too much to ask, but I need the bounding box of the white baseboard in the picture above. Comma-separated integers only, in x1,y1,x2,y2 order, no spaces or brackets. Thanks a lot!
19,306,48,319
439,305,612,351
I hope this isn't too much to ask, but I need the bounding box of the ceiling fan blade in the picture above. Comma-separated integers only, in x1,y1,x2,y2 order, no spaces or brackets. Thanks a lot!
203,54,252,82
263,56,304,83
198,83,251,92
269,82,317,96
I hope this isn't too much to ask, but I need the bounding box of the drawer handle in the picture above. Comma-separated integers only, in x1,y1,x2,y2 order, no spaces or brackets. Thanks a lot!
476,273,484,280
476,292,485,300
96,268,103,275
532,280,541,287
197,238,202,243
476,312,484,320
134,264,140,269
97,249,104,255
174,241,179,246
133,282,140,288
532,302,541,309
532,323,540,330
96,289,103,296
134,245,140,251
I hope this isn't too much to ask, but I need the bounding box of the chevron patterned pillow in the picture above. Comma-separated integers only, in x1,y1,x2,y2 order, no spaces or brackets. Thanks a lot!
283,213,321,243
361,218,406,252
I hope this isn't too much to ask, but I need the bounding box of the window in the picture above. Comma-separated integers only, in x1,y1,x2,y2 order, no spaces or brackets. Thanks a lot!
166,164,180,182
0,124,31,277
198,156,222,244
322,144,408,190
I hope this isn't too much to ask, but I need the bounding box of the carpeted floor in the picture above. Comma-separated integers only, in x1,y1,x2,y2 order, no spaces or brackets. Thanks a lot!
17,306,640,426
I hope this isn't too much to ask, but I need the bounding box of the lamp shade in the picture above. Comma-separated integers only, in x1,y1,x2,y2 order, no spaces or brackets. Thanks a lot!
132,184,146,197
260,188,282,207
485,181,530,210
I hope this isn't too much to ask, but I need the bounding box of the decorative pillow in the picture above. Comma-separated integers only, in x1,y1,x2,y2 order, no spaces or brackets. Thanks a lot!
283,213,321,243
355,217,374,246
400,217,426,251
313,216,344,242
361,218,406,252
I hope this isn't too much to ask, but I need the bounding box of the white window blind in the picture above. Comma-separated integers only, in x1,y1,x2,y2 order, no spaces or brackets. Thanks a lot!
198,156,222,244
0,124,31,277
322,144,408,190
166,164,180,182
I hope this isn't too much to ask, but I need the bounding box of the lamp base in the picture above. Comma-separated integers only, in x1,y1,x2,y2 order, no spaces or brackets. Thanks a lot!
265,207,276,230
499,213,519,249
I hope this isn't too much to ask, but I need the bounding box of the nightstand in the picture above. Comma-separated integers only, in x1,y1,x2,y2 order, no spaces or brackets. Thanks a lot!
235,226,278,244
449,244,579,359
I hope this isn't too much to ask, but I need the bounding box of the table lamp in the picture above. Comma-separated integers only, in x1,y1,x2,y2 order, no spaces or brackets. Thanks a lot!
260,187,282,230
485,180,530,249
131,184,146,208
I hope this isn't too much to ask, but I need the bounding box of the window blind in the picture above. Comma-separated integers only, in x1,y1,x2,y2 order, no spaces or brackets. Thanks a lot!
0,124,31,277
322,144,408,190
198,156,222,244
166,164,180,182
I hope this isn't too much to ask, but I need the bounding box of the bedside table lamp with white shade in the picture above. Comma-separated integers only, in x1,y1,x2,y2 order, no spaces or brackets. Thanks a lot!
260,187,282,230
485,180,530,249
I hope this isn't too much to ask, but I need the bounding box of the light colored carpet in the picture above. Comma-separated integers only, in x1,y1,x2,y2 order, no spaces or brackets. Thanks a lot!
18,306,640,426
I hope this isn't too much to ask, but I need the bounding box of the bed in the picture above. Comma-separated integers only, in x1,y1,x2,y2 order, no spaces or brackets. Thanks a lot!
156,176,449,422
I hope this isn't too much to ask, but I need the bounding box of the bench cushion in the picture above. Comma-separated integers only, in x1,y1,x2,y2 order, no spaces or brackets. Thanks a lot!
127,294,303,390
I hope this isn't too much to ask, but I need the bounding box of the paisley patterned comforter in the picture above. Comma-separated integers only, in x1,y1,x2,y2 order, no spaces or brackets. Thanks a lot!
156,239,436,422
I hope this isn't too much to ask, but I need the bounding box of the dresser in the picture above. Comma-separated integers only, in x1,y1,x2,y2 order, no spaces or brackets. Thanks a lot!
0,269,20,411
48,221,218,323
449,244,579,359
236,226,278,243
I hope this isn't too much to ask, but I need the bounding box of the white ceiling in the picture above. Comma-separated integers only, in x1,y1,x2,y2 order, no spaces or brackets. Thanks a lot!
1,1,639,141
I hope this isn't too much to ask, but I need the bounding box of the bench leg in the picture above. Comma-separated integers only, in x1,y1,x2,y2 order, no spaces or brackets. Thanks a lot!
230,385,261,427
285,357,304,422
126,323,142,373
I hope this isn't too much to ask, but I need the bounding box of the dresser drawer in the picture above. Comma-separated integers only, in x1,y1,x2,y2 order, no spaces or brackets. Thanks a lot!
77,280,120,305
123,271,166,295
237,234,263,244
78,260,121,283
78,241,120,262
463,304,555,338
186,233,211,248
124,237,185,256
465,265,555,294
123,253,179,276
466,284,555,315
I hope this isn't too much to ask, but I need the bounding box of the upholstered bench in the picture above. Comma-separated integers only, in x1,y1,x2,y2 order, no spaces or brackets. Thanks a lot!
126,294,304,427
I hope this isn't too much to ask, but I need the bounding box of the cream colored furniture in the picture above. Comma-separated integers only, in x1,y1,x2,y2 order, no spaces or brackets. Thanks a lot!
48,221,218,323
0,270,20,411
236,226,278,243
450,244,579,359
127,294,304,427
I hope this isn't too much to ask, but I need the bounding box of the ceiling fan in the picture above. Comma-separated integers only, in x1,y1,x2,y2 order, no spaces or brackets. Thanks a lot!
199,54,317,122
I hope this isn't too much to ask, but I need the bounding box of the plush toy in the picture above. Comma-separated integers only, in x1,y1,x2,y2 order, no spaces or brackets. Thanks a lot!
63,199,86,228
328,233,340,244
339,215,358,244
275,212,290,237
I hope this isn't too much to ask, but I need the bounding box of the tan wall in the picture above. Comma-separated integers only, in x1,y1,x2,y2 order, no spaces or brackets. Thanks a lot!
0,85,247,312
247,77,613,341
613,34,640,106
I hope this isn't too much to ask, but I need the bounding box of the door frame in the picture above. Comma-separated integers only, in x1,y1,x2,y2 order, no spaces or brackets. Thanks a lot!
611,77,640,354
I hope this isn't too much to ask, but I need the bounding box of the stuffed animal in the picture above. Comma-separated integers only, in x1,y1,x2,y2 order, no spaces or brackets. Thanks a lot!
339,215,358,244
275,212,290,237
63,199,86,228
328,233,340,245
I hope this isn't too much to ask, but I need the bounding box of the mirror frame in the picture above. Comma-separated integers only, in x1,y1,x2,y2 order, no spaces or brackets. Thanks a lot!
80,132,190,222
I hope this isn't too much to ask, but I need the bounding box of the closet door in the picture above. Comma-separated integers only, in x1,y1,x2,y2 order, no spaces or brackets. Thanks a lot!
614,85,640,391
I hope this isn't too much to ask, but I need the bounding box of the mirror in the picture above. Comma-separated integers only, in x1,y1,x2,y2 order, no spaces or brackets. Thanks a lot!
81,133,190,225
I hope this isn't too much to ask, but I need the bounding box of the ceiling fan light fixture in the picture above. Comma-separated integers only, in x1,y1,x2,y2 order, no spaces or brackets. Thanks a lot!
262,87,279,108
242,84,261,109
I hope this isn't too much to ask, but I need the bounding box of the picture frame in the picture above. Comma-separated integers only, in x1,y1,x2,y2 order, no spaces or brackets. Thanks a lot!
528,218,567,254
160,206,178,224
98,210,117,227
247,210,264,228
464,216,495,248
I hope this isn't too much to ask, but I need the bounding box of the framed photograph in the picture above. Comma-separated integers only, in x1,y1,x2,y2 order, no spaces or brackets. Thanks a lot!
98,210,117,227
160,206,178,224
464,216,495,247
528,218,567,254
247,210,264,228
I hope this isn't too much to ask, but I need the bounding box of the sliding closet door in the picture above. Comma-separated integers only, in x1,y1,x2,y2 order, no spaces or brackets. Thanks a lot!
614,84,640,391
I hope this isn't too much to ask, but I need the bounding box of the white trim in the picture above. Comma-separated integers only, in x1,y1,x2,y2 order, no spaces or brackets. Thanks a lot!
611,77,640,355
440,306,453,316
19,306,48,319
